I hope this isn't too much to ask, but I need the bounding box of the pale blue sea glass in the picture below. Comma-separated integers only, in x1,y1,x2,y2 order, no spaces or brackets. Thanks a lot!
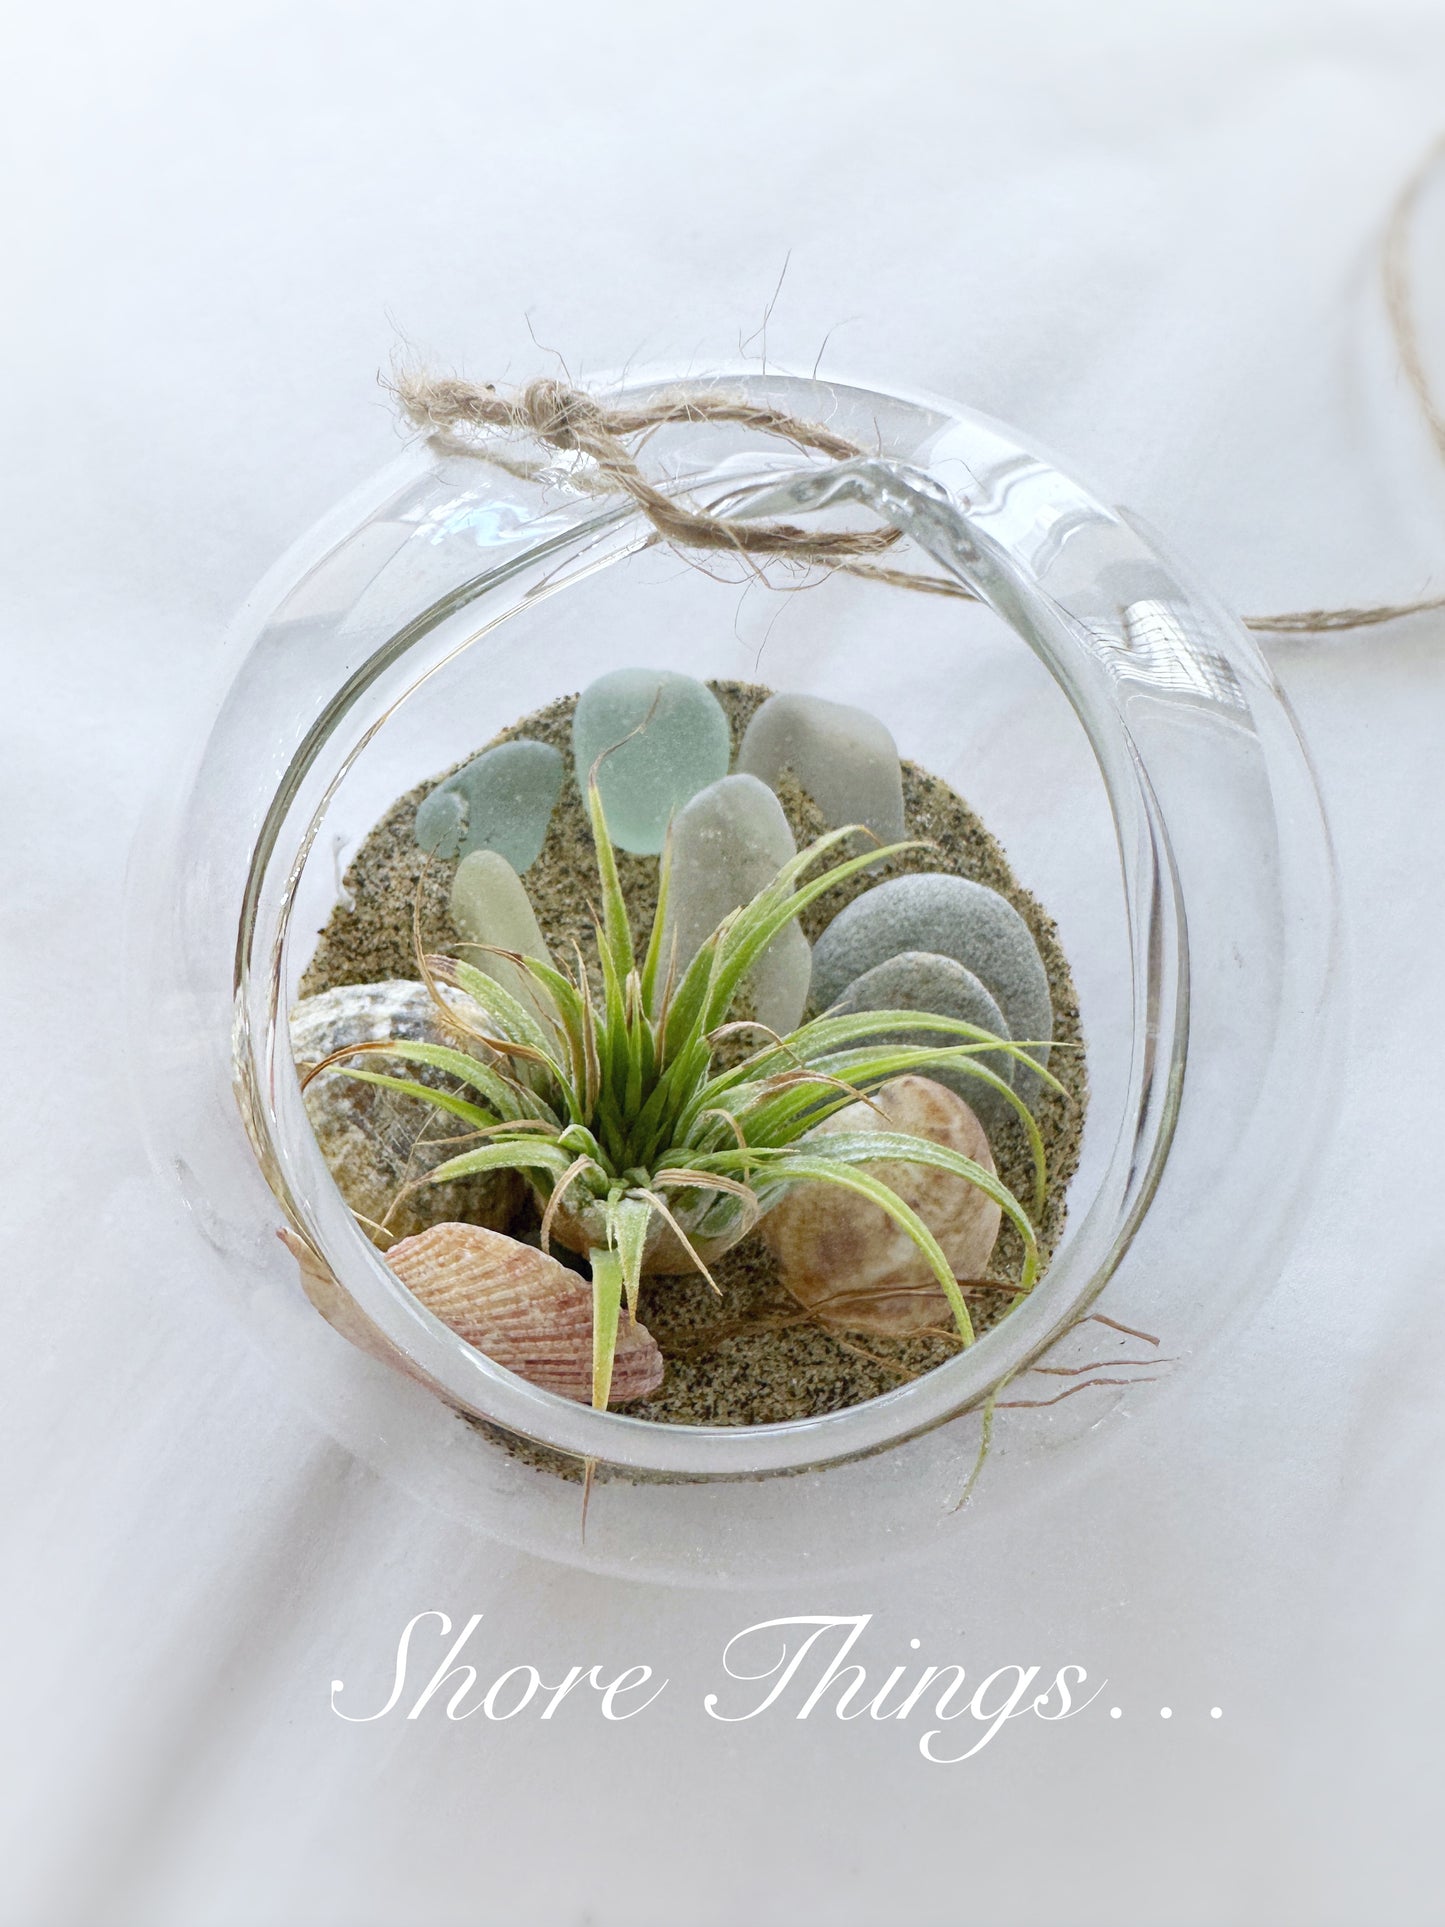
413,737,564,872
570,668,731,855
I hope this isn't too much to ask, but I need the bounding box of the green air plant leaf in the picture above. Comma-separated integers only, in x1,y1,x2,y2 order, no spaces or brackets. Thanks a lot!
588,1246,625,1411
606,1194,653,1324
307,799,1060,1421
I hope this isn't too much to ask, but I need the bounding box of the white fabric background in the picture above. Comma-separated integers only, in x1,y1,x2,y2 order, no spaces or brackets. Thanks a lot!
5,2,1445,1922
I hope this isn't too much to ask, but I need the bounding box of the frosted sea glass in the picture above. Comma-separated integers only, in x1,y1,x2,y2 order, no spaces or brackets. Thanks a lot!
571,669,730,855
737,692,905,846
657,773,809,1034
449,849,557,1026
414,738,564,873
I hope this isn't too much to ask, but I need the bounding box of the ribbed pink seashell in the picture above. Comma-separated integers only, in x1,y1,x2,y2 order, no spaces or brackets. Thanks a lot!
385,1222,664,1405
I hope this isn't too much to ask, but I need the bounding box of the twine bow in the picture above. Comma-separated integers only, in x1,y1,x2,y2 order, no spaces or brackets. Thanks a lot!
390,136,1445,636
391,369,903,564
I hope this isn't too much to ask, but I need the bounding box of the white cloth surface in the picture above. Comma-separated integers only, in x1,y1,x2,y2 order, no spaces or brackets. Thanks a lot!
4,2,1445,1922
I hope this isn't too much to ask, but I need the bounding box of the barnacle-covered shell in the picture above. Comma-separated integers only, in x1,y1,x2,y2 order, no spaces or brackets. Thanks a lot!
385,1222,664,1405
760,1074,1002,1335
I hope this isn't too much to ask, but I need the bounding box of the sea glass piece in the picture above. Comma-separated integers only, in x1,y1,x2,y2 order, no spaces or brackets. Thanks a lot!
449,850,557,1026
827,950,1017,1136
811,873,1052,1106
745,926,812,1039
736,692,905,846
414,737,564,873
658,773,809,1034
412,786,466,859
571,668,731,855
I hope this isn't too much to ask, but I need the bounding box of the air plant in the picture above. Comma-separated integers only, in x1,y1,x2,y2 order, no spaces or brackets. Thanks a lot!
307,780,1061,1413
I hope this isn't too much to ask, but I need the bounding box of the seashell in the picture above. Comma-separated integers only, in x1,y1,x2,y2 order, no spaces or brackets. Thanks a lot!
289,980,522,1246
385,1222,664,1405
760,1074,1002,1336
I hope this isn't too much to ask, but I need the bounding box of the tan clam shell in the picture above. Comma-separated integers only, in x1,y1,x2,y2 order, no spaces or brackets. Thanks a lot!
761,1073,1003,1336
385,1222,664,1405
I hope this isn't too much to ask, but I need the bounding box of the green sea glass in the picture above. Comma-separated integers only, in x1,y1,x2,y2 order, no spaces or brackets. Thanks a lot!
414,738,564,873
570,669,731,855
448,850,557,1026
657,773,809,1034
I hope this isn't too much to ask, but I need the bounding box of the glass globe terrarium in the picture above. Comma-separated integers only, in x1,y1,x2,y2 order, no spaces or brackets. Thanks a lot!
130,368,1338,1584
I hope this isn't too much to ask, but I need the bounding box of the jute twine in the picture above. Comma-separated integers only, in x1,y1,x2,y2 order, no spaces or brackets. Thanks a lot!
387,371,940,591
390,137,1445,637
1255,131,1445,633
